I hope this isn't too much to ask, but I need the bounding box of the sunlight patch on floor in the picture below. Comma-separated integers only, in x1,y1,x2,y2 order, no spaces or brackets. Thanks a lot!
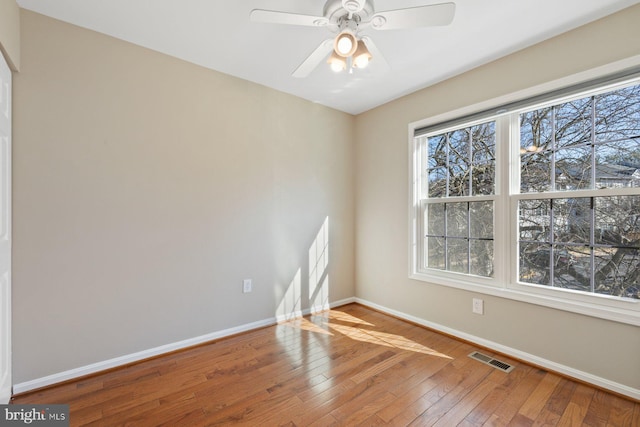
325,310,374,326
327,323,452,359
282,318,333,336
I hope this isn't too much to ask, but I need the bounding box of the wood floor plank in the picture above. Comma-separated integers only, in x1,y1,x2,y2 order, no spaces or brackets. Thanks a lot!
631,403,640,427
349,351,412,384
10,304,639,427
407,358,494,426
377,377,440,423
376,342,469,422
583,389,613,426
461,365,536,426
356,413,389,426
290,379,361,425
546,378,578,417
533,406,563,427
605,393,636,427
306,412,339,427
331,390,398,425
503,413,534,427
487,368,546,426
517,371,564,420
386,350,487,425
431,378,499,427
557,384,595,427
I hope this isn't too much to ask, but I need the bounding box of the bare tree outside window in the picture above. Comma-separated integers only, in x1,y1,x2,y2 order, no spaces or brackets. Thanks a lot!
413,75,640,321
519,84,640,299
424,122,496,277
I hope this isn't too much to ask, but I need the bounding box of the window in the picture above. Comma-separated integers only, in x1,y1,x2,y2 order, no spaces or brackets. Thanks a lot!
421,122,496,277
410,70,640,324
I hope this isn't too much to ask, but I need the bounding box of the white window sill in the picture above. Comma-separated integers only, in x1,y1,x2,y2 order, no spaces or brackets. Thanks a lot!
410,270,640,326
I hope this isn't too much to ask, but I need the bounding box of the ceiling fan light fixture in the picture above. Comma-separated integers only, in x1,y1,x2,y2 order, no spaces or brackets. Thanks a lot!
251,0,457,78
352,40,371,68
327,51,347,72
334,31,358,57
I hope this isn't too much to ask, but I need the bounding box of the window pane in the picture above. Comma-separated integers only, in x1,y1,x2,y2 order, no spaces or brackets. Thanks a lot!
427,134,447,198
568,245,592,289
555,147,591,190
519,199,550,242
447,238,468,273
521,151,551,192
472,163,495,196
595,196,640,247
595,84,640,143
424,201,495,277
448,129,470,196
470,240,493,277
426,204,445,236
520,242,550,285
425,120,496,200
519,196,640,299
520,107,552,153
428,134,447,168
520,84,640,193
447,203,467,238
428,167,447,197
552,245,588,292
594,248,640,299
471,122,496,195
555,97,592,148
426,237,445,270
554,198,590,244
595,140,640,189
470,201,493,238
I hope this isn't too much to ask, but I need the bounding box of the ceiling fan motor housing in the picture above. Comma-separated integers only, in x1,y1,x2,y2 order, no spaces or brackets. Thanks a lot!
343,0,366,13
324,0,375,24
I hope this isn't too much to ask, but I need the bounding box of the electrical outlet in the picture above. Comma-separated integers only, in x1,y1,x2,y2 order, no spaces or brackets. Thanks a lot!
243,279,252,293
472,298,484,315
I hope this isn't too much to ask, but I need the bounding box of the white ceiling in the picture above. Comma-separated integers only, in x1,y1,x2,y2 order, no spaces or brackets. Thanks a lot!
16,0,640,115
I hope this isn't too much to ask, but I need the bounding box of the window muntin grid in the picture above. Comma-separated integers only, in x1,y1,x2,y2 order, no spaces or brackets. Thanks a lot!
516,82,640,300
415,80,640,302
422,121,496,278
518,196,640,299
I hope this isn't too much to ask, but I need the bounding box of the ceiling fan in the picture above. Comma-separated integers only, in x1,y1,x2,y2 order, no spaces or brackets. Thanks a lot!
250,0,456,77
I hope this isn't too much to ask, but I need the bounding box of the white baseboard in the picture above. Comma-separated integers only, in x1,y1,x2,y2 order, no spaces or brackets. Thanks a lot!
354,298,640,401
13,317,276,395
13,297,356,395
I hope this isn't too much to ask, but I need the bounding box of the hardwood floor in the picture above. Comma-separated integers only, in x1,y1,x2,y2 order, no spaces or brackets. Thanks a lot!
12,304,640,426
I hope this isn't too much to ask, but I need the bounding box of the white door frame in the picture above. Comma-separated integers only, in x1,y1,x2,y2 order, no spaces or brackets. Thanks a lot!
0,51,12,404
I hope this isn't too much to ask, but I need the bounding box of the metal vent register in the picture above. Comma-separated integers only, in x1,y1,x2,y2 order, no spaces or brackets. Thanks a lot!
468,351,514,373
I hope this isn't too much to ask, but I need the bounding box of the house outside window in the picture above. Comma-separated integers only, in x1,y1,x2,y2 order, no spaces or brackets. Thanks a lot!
410,70,640,324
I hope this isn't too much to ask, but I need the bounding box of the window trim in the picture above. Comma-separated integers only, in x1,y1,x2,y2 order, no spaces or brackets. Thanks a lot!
408,56,640,326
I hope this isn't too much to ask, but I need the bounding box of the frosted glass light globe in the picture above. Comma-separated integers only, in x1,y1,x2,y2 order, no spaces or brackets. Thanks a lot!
336,36,353,55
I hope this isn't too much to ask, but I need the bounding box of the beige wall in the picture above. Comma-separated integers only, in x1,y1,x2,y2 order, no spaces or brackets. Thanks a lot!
13,10,355,383
355,4,640,392
0,0,20,70
12,2,640,394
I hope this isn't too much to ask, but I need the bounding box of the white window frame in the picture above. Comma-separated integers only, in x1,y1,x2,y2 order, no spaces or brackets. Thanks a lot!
409,57,640,326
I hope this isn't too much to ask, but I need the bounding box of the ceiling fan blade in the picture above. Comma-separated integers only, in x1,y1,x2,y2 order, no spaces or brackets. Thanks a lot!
250,9,329,27
361,36,390,71
371,2,455,30
292,39,334,78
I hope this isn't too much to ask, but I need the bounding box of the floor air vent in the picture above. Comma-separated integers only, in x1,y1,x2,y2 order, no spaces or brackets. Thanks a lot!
468,351,514,373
